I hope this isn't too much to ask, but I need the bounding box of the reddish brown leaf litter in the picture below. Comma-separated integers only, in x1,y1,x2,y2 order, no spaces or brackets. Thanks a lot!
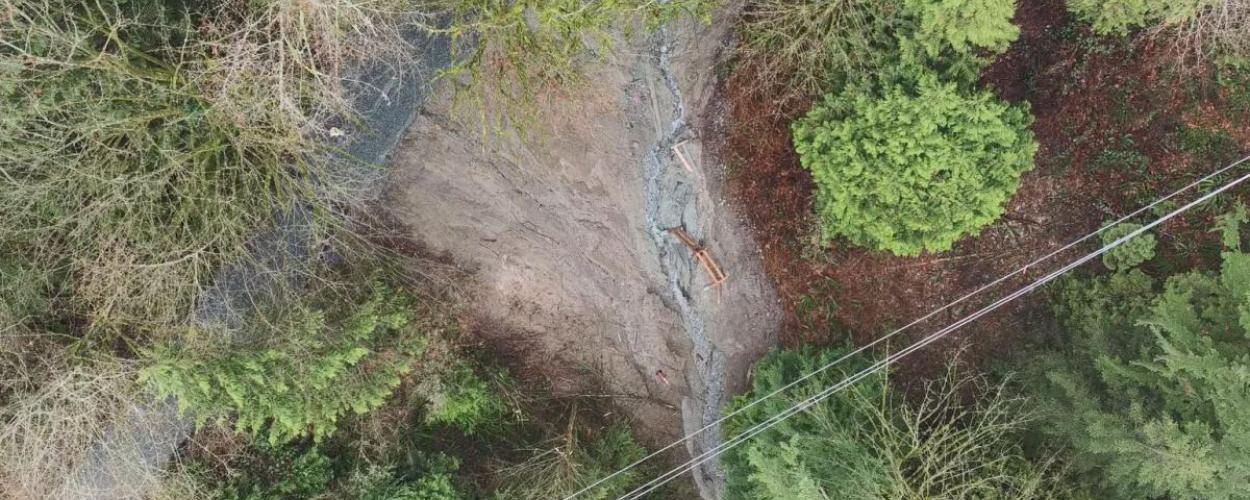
715,0,1250,377
713,60,824,340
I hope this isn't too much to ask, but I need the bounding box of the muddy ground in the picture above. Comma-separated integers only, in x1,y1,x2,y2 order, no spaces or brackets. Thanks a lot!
384,5,779,497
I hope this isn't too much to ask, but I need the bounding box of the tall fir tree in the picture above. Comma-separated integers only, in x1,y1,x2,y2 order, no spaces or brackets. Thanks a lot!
1038,215,1250,499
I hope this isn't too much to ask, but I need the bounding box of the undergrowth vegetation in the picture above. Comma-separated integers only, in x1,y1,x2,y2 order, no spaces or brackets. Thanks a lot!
160,350,661,499
1065,0,1250,66
2,0,338,336
724,347,1060,499
735,0,1017,101
735,0,901,100
1067,0,1208,35
0,354,153,498
0,0,419,489
494,422,648,500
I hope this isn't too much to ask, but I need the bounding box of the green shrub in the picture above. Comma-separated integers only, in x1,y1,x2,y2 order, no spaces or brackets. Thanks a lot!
724,347,1057,499
1036,246,1250,498
425,363,509,434
1067,0,1210,35
722,347,887,499
142,280,425,444
792,76,1037,255
1100,222,1157,271
1214,202,1248,250
904,0,1020,56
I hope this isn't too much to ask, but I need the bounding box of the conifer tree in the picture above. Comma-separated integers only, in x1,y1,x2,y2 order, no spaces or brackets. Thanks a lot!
792,75,1036,256
1038,217,1250,498
905,0,1020,56
143,280,425,444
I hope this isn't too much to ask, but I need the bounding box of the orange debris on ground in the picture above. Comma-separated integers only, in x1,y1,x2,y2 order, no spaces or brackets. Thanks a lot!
667,227,728,289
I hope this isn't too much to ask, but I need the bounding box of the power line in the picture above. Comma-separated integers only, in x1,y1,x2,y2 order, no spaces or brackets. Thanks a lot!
562,154,1250,500
616,156,1250,500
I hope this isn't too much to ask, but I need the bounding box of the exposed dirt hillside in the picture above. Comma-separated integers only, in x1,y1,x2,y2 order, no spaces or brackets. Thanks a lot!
384,8,779,497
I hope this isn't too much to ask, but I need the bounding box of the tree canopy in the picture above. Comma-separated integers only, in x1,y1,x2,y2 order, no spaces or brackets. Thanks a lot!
1038,228,1250,498
792,75,1036,256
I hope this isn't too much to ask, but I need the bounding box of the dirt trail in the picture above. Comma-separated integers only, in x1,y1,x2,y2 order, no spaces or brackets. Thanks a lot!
386,9,779,498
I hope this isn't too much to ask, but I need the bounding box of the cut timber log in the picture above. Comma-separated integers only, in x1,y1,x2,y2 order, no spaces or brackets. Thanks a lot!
672,141,695,173
667,227,728,288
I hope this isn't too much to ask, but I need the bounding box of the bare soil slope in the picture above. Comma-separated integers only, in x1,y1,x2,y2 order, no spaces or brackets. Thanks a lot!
385,9,779,497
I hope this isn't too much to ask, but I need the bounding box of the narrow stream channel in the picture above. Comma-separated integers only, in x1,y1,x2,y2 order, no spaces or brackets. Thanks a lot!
640,26,730,499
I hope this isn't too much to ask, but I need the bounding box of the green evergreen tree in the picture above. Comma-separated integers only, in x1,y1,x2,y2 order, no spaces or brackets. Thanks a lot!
1038,236,1250,498
143,280,425,444
792,75,1037,256
904,0,1020,56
